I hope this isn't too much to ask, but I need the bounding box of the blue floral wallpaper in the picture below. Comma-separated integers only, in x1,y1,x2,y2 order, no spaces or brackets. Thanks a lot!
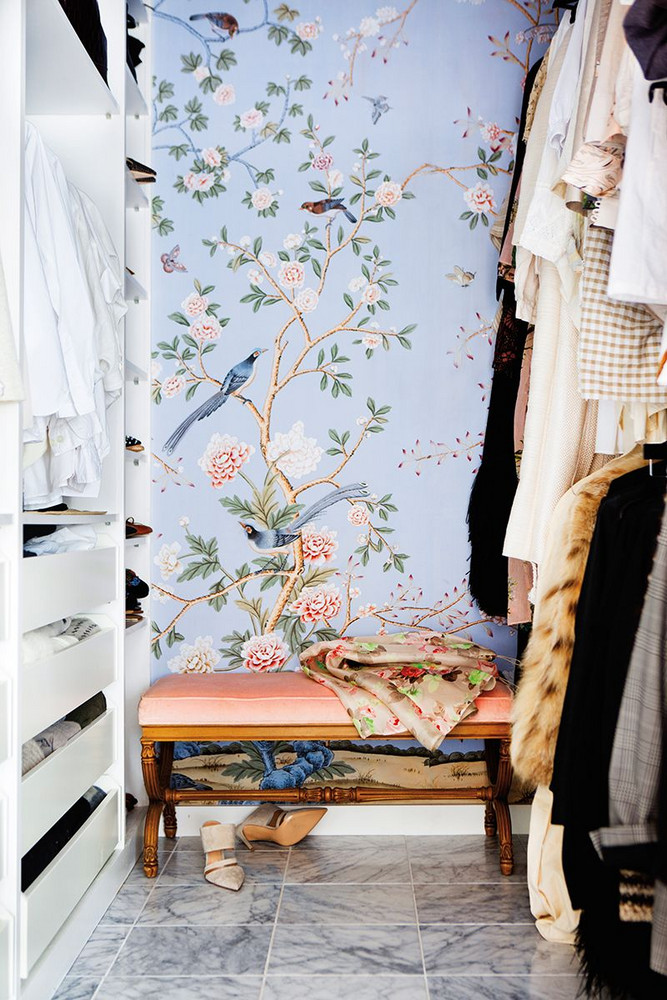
149,0,555,681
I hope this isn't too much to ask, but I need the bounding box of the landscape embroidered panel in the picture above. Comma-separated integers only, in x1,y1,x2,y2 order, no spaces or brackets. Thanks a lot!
150,0,554,688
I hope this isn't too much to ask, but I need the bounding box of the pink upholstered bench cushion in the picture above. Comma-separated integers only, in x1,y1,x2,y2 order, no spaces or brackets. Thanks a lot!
138,672,512,728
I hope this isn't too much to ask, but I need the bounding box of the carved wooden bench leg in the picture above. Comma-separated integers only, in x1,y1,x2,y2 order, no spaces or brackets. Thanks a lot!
159,742,177,839
141,738,164,877
483,738,499,837
492,736,514,876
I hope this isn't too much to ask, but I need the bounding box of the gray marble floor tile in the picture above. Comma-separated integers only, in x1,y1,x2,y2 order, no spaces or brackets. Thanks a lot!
158,849,287,885
297,835,407,851
108,926,272,977
278,882,416,924
420,924,578,976
268,924,423,975
263,975,428,999
176,834,288,852
409,841,527,884
66,926,129,978
285,845,411,884
100,885,153,925
415,882,533,923
138,883,281,924
428,975,583,999
52,978,99,1000
124,852,173,884
93,976,263,999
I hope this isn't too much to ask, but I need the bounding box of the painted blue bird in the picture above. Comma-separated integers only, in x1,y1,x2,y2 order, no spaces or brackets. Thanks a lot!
163,348,267,455
189,12,239,37
300,199,357,224
363,94,391,125
240,482,369,553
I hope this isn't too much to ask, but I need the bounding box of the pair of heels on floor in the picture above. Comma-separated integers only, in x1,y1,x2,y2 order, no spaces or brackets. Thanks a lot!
200,804,326,891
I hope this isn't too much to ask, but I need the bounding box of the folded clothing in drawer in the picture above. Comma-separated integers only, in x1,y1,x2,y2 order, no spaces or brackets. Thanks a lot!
23,615,100,664
21,785,107,890
21,691,107,775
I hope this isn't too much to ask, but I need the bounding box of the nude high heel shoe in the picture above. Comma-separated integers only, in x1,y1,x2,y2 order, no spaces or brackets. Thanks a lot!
200,821,245,890
237,805,327,850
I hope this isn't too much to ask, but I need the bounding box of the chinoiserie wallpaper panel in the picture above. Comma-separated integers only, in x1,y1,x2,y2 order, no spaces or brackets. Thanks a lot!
149,0,554,686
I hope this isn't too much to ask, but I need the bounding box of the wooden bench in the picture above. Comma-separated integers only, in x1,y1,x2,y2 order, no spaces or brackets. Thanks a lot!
138,672,514,878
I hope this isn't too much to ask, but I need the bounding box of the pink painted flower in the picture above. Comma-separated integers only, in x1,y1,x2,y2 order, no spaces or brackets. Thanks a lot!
241,632,290,672
375,181,402,208
183,171,197,191
300,524,338,564
362,331,382,349
347,504,369,526
251,186,275,211
290,583,342,624
278,261,305,289
202,147,222,167
196,174,214,192
362,283,381,304
162,374,185,397
464,182,496,215
294,287,319,313
198,433,255,487
312,152,334,171
193,65,210,82
479,121,503,148
181,292,209,316
213,83,236,105
189,315,222,342
239,108,265,130
358,602,378,617
296,20,321,40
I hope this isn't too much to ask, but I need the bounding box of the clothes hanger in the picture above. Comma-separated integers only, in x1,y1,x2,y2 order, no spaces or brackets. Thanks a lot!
649,81,667,106
643,442,667,478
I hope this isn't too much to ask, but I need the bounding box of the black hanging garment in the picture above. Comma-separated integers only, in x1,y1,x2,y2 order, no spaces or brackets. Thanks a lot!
551,467,667,999
623,0,667,81
58,1,108,83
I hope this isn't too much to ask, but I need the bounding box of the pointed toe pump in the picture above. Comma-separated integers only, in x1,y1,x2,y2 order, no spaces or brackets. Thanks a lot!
200,821,245,890
237,805,327,850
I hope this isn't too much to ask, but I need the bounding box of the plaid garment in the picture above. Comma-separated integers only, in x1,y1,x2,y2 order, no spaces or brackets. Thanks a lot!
590,499,667,977
578,226,666,404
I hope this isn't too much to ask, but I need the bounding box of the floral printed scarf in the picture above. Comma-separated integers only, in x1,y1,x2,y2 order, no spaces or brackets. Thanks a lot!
300,631,498,752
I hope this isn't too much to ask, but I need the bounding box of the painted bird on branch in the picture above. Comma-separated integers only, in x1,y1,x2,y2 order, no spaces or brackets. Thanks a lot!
300,198,357,224
189,12,239,37
163,348,267,455
240,483,369,553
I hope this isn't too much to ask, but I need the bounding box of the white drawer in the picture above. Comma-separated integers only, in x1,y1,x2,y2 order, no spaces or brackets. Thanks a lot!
20,789,119,977
22,548,117,632
21,627,116,742
21,710,115,854
0,909,12,1000
0,677,9,764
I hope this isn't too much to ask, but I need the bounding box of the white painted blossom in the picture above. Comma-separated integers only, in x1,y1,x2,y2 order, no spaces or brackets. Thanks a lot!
294,287,319,313
376,5,399,20
239,235,252,249
251,186,275,211
178,516,190,527
326,168,344,189
259,251,277,268
168,636,221,675
266,421,323,479
213,82,236,105
193,65,210,82
283,232,303,250
349,586,361,599
247,268,264,285
375,181,402,207
151,359,162,378
221,168,231,182
202,147,222,167
359,16,380,36
362,332,382,349
239,108,265,130
154,542,182,581
362,283,381,304
348,275,368,292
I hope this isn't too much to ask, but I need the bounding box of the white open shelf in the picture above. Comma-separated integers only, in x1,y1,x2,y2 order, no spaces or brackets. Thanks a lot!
22,512,116,526
26,0,118,116
0,678,10,765
125,169,148,210
22,548,118,632
125,272,147,303
125,65,148,117
124,617,147,635
125,360,148,384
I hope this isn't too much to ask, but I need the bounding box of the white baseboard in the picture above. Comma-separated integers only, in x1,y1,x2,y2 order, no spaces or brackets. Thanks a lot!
174,803,531,837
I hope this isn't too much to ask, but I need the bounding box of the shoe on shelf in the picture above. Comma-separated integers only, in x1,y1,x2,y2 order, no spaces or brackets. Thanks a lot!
125,611,144,627
125,435,144,452
126,517,153,538
237,805,327,851
126,156,156,183
201,821,245,891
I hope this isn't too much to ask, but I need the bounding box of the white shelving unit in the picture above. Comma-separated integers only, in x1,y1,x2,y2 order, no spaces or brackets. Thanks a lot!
0,3,152,998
